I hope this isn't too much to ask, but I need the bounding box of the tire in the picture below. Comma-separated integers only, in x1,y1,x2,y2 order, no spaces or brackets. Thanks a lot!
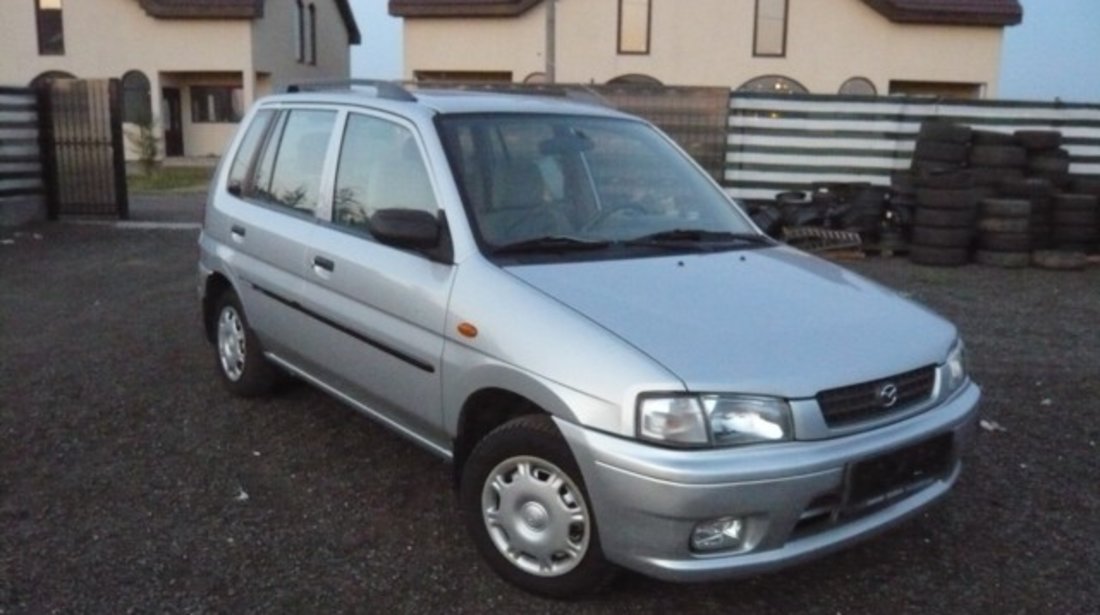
912,226,973,248
1029,151,1071,174
1015,130,1062,151
1053,227,1099,243
998,177,1053,198
1053,210,1099,226
969,167,1024,187
1032,250,1088,271
460,415,616,598
911,160,963,175
910,245,969,267
1054,193,1099,212
979,232,1031,252
213,289,277,397
969,145,1027,168
913,140,968,163
1070,175,1100,196
914,169,974,189
974,250,1031,269
918,120,972,144
978,218,1030,233
981,198,1031,218
915,207,976,228
971,129,1017,146
916,188,978,210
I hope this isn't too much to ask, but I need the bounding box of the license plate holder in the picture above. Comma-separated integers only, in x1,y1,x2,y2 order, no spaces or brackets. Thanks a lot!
845,433,954,513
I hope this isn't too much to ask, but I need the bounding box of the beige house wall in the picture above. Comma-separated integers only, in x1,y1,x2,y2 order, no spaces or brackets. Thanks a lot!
252,0,352,90
403,0,1005,95
1,0,352,160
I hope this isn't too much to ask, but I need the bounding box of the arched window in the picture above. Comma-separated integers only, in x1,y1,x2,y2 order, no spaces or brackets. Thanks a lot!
29,70,75,89
839,77,877,97
122,70,152,124
607,73,663,86
736,75,808,95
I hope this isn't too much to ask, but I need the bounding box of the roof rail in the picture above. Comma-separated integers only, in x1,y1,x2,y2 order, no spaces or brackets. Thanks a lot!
284,79,417,102
405,81,611,108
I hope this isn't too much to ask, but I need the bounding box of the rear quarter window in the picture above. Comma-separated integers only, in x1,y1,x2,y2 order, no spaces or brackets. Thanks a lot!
226,109,274,192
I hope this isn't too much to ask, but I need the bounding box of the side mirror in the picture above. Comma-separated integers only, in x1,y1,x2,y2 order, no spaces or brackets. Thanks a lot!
370,208,441,250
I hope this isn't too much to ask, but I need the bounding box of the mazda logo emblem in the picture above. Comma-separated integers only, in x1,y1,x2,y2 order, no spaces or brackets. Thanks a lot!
878,383,899,408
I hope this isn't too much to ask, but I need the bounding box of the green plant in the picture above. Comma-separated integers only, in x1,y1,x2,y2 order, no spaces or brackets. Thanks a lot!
127,116,161,175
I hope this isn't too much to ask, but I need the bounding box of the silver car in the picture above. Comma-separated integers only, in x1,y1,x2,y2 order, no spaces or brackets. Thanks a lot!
198,82,979,597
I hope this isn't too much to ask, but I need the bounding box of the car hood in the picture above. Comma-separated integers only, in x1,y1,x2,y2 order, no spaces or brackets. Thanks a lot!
505,246,956,398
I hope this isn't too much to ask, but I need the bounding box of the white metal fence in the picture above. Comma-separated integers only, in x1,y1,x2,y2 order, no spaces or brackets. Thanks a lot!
725,93,1100,201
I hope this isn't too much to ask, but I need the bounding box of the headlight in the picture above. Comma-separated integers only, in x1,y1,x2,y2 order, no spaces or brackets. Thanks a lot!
638,394,792,447
943,339,968,394
638,395,709,446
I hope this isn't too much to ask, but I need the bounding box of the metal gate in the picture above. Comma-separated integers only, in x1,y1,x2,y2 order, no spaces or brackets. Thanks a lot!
38,78,128,218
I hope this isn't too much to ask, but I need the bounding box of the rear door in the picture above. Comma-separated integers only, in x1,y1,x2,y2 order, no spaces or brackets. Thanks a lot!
215,106,340,363
294,110,456,449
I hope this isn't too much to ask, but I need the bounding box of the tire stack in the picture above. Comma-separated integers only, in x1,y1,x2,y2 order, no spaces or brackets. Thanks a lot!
1018,130,1073,191
998,177,1055,250
908,121,976,267
975,198,1031,268
1068,175,1100,253
1051,193,1099,253
968,130,1027,197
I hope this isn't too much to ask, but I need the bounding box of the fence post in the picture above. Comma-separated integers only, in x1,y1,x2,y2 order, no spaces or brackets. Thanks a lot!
35,83,59,220
108,78,129,219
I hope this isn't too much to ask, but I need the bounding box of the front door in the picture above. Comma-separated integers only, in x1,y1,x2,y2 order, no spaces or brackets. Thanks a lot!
161,87,183,156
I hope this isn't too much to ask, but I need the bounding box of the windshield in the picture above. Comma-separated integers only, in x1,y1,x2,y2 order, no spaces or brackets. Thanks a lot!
437,113,759,258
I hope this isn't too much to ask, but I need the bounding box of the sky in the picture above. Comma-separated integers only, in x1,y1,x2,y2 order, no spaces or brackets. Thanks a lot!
349,0,1100,104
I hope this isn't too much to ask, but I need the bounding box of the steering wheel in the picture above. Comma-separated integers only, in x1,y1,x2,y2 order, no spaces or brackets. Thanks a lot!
581,203,648,232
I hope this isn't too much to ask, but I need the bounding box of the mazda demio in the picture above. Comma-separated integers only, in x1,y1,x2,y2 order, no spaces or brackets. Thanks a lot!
198,82,980,597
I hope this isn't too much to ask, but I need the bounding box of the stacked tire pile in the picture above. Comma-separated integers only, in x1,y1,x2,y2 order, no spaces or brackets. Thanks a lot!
1018,130,1072,191
975,197,1031,268
968,130,1027,197
998,177,1055,250
1052,192,1098,253
908,121,977,267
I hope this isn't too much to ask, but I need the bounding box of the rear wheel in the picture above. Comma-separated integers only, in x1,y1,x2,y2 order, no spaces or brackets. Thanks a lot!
214,290,277,397
460,414,616,598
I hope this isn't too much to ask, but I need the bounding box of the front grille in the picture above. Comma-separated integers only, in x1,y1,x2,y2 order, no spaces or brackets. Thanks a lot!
816,365,936,427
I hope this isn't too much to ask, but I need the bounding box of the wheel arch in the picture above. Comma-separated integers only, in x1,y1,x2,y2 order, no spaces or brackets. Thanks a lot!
202,271,235,343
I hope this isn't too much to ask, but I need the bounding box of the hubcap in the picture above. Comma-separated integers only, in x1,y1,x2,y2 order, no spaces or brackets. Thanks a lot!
217,306,246,381
481,456,590,577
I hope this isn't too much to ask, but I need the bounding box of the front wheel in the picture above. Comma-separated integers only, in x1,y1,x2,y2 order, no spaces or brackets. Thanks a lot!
459,415,617,598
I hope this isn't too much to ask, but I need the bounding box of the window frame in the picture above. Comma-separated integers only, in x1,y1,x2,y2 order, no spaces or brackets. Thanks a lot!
121,70,152,124
190,85,245,124
753,0,789,58
616,0,651,56
324,109,443,239
308,3,318,65
295,0,305,62
35,0,65,56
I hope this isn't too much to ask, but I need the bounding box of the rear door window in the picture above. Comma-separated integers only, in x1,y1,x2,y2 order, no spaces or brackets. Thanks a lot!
226,109,274,193
250,109,337,215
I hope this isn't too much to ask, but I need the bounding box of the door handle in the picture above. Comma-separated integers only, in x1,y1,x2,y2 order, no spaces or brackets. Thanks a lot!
313,255,335,272
230,224,246,237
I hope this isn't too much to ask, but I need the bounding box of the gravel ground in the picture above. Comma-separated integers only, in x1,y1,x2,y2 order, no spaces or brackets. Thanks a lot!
1,216,1097,614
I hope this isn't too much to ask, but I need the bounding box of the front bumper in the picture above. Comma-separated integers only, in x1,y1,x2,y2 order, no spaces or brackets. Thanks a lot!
556,381,980,582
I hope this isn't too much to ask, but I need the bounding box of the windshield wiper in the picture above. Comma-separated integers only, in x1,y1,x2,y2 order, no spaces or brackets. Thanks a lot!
492,235,612,255
623,229,773,247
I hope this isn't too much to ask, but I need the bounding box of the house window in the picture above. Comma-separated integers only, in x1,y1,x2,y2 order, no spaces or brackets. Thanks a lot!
754,0,788,57
122,71,152,124
308,3,318,65
35,0,65,55
190,86,244,123
617,0,650,55
295,0,305,62
839,77,877,96
737,75,808,94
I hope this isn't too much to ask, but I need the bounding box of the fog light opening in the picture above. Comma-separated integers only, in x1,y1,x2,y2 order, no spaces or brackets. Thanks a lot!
691,516,745,552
